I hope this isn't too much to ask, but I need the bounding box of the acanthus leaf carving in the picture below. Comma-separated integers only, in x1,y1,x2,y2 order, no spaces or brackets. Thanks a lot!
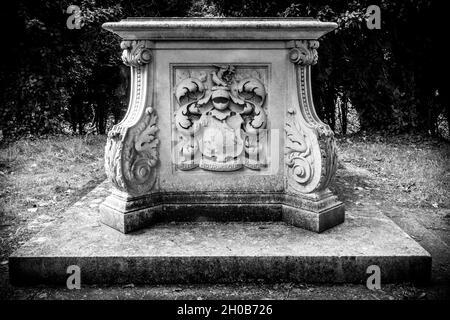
126,108,159,191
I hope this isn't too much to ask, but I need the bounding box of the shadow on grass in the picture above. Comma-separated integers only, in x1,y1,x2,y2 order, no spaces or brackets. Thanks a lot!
68,176,106,207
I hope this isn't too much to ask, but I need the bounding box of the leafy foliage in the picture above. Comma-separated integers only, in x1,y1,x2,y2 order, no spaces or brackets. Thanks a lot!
0,0,447,138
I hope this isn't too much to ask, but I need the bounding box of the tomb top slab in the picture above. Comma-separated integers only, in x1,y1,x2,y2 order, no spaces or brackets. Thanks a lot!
102,17,337,40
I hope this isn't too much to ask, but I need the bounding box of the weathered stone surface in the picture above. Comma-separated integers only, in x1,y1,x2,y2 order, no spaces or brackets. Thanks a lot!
282,203,345,233
9,182,431,285
100,18,345,233
102,17,337,40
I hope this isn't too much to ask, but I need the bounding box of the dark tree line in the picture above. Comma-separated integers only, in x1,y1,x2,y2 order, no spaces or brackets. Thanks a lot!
0,0,447,138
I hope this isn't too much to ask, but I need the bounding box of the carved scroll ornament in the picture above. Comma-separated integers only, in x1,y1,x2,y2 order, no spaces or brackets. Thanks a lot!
285,40,337,195
104,40,159,196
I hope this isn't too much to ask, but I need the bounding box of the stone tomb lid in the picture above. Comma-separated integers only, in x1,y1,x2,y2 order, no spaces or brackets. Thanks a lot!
102,17,337,40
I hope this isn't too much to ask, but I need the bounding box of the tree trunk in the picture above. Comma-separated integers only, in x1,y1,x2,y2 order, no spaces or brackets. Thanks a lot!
340,98,348,135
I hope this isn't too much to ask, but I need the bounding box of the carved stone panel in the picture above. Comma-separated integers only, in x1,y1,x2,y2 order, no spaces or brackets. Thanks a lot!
172,65,270,172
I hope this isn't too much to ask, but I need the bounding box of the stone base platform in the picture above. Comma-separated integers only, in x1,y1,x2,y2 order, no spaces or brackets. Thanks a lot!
9,183,431,285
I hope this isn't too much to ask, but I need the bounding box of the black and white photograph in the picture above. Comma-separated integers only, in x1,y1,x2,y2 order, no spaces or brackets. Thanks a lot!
0,0,448,310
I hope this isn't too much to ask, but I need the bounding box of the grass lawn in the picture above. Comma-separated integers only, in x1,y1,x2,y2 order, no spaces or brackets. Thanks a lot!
0,133,449,299
336,134,450,209
0,135,106,260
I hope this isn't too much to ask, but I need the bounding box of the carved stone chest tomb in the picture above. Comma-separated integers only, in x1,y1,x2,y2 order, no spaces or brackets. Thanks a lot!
100,18,345,233
9,19,430,286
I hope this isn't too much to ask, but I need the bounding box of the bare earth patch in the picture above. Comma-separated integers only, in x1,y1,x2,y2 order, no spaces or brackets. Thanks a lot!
0,133,449,300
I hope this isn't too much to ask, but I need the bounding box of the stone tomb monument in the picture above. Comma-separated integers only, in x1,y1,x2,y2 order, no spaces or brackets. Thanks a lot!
99,18,345,233
8,18,431,286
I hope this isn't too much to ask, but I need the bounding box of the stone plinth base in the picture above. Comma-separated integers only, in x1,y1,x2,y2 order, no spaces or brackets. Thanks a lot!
9,182,430,285
99,191,345,234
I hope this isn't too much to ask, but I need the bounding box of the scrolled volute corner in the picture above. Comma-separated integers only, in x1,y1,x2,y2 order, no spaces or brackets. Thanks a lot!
284,112,338,195
120,40,152,67
104,40,158,196
284,111,314,191
288,40,319,66
104,110,159,197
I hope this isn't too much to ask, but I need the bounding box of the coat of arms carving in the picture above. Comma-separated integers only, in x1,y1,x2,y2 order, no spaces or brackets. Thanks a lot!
173,65,269,172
